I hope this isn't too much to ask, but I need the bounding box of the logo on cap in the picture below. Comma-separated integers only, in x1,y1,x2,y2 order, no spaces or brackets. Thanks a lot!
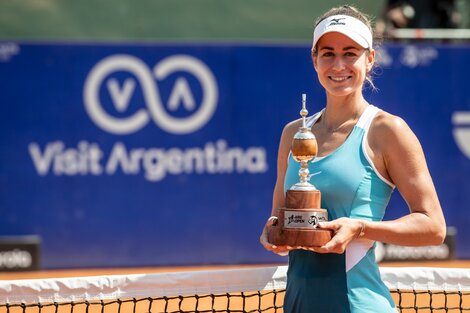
328,18,346,26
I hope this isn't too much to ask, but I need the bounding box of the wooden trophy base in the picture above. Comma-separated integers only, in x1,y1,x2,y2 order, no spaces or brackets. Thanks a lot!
267,189,332,248
268,225,332,247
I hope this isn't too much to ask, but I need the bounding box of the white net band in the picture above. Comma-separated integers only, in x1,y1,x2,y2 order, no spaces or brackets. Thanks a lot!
0,266,287,305
380,266,470,292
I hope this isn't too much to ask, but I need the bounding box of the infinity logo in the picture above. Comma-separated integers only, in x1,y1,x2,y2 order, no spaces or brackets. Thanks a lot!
83,54,218,135
452,111,470,158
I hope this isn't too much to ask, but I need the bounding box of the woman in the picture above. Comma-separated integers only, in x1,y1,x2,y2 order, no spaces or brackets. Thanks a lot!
259,5,446,313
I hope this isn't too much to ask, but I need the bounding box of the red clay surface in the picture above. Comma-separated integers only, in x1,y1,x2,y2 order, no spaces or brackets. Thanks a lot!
0,260,469,280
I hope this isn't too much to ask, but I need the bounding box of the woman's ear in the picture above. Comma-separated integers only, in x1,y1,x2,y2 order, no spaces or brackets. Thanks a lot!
366,48,375,73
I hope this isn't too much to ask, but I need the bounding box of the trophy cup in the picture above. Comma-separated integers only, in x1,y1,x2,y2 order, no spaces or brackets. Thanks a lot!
268,94,332,247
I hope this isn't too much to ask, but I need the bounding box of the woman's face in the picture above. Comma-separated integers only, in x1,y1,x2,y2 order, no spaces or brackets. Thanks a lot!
312,32,375,98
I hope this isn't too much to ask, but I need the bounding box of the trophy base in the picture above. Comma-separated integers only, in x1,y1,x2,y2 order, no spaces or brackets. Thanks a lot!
268,226,332,247
266,189,333,248
267,207,333,248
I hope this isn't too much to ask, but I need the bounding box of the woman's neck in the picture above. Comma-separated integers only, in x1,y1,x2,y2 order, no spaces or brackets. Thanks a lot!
321,92,368,132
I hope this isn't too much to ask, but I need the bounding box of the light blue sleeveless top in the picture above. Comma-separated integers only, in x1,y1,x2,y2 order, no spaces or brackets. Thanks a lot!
283,105,397,313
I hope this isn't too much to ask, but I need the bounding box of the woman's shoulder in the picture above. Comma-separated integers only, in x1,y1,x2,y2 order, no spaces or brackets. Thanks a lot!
282,118,303,137
370,109,418,150
372,109,411,136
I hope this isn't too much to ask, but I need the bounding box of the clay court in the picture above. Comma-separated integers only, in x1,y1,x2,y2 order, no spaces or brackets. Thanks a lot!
1,259,469,280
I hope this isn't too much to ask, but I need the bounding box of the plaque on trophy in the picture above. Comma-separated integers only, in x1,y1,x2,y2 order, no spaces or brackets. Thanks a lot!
268,94,333,247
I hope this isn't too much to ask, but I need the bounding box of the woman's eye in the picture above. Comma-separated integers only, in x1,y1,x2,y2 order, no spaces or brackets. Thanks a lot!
322,52,334,57
345,52,357,57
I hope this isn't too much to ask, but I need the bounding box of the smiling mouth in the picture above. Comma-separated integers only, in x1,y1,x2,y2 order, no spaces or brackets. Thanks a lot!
328,76,352,82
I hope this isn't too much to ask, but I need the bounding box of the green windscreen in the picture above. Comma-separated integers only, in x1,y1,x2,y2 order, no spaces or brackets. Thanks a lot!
0,0,384,42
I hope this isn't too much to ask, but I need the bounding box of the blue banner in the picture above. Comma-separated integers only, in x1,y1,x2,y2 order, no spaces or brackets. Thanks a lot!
0,42,469,268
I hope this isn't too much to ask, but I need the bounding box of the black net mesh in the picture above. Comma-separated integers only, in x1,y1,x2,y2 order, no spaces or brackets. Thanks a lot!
0,290,284,313
2,288,470,313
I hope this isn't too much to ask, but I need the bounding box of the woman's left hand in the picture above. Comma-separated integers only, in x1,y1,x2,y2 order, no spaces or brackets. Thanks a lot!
303,217,364,254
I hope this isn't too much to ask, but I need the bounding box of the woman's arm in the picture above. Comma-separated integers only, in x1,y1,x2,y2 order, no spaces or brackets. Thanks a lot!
314,112,446,253
361,113,446,245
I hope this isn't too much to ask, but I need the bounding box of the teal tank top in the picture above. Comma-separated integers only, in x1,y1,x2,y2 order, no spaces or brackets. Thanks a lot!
283,105,397,313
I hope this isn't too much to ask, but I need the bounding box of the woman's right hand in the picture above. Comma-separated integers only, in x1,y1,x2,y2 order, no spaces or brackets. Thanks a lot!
259,216,292,256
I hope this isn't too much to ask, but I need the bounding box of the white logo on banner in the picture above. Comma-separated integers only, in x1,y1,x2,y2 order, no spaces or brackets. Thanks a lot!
29,53,268,182
0,42,20,62
400,46,438,68
452,111,470,158
375,242,450,262
83,54,218,135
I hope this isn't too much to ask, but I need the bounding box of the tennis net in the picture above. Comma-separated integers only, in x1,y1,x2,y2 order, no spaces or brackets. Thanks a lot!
1,266,469,313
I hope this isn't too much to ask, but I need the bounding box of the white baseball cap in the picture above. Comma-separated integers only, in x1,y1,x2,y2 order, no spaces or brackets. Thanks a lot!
313,14,373,50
